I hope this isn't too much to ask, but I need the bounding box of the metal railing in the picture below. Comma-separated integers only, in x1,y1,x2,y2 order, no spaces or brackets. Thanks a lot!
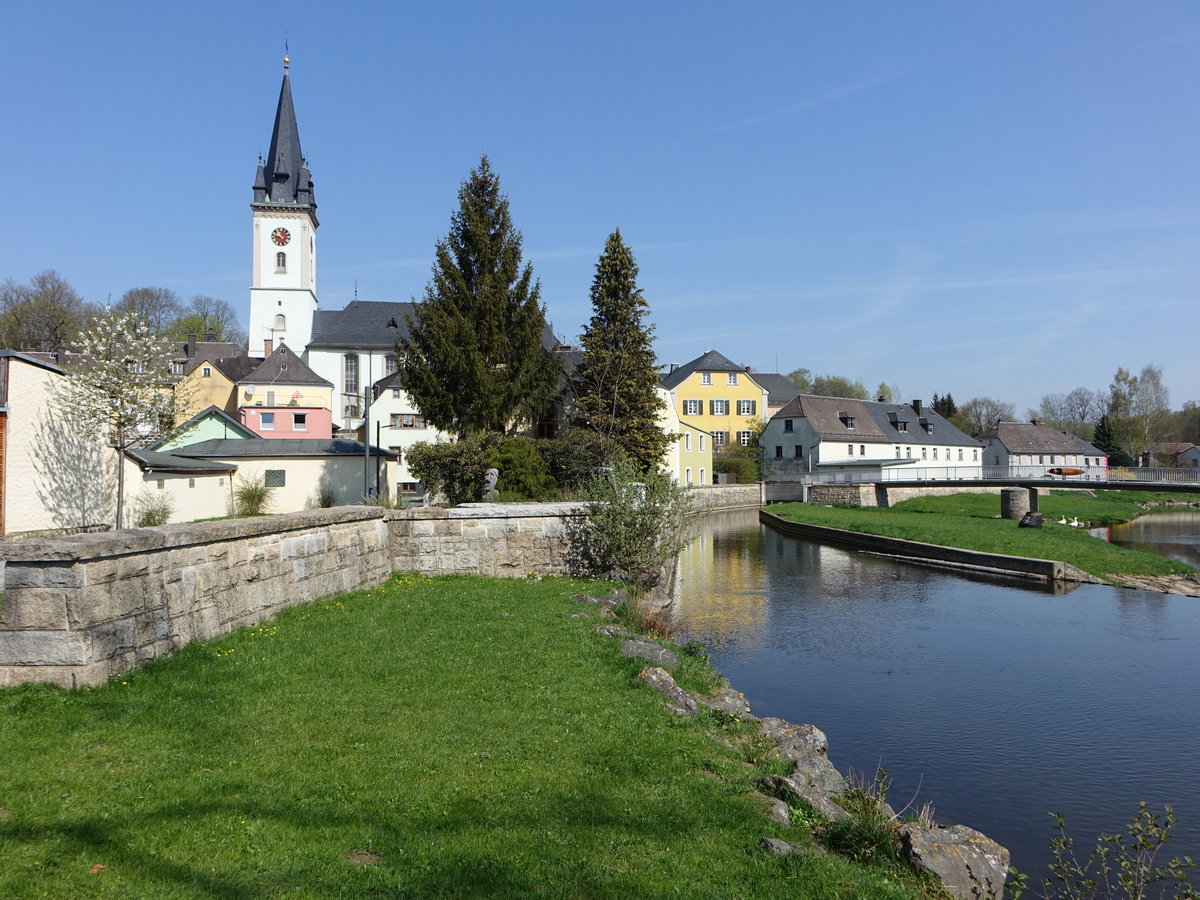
790,465,1200,486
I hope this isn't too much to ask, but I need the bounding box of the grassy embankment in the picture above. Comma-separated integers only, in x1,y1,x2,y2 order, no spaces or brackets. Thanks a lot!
767,490,1197,581
0,574,945,899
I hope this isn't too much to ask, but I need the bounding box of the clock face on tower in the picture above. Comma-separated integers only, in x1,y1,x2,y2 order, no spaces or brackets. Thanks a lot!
271,227,291,246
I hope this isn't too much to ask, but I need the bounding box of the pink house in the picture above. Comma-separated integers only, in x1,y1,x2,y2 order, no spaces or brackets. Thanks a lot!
235,343,336,439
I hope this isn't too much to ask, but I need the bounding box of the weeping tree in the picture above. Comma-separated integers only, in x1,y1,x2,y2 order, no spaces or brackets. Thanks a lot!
55,307,187,529
398,155,559,438
570,229,671,472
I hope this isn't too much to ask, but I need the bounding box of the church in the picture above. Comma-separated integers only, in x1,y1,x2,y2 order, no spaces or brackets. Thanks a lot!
246,56,422,437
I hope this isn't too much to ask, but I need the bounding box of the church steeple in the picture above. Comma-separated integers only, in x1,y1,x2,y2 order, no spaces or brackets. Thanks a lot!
255,55,316,211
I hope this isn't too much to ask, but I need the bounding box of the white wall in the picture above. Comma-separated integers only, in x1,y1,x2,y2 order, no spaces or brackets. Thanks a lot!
4,358,117,536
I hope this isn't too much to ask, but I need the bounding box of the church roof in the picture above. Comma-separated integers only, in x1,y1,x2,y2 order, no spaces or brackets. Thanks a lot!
253,57,316,211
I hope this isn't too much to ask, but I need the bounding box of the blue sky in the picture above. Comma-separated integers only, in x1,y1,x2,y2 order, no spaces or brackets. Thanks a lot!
2,1,1197,415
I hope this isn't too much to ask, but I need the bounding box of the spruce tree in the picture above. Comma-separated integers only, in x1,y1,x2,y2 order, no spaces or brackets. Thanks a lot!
398,156,559,438
570,229,671,472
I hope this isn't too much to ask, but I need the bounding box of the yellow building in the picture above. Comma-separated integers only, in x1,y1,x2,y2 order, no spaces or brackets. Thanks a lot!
661,350,769,451
656,386,713,485
178,355,261,421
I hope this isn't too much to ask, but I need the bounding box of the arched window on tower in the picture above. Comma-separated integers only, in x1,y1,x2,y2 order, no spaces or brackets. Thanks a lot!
274,313,286,332
275,252,287,274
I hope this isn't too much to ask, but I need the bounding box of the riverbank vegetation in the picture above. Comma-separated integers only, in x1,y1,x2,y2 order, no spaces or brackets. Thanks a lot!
767,491,1197,581
0,574,947,899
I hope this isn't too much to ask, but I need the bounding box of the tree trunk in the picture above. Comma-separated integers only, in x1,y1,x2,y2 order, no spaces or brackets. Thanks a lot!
115,442,125,531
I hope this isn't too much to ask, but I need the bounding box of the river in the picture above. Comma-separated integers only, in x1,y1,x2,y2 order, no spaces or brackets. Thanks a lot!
670,508,1200,881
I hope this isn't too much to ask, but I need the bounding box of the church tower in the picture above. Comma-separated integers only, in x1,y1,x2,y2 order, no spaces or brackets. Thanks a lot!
248,55,318,356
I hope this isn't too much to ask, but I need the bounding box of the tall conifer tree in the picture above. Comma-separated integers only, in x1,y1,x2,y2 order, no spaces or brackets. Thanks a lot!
398,156,558,438
571,229,671,472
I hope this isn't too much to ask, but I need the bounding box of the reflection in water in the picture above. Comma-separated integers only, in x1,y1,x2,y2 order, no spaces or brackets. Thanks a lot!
672,509,1200,881
1102,512,1200,568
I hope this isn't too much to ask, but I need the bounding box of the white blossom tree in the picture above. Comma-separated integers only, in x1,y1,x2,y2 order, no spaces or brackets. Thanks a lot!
55,307,187,529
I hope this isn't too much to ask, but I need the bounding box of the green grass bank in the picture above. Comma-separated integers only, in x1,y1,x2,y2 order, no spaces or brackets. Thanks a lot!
0,574,944,899
767,491,1197,581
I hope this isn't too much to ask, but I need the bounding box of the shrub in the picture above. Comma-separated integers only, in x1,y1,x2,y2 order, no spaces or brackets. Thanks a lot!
405,434,502,506
569,457,698,592
713,455,758,484
537,431,609,495
1009,803,1200,900
359,491,406,509
821,766,905,867
488,437,557,501
233,473,272,517
312,481,336,508
131,489,173,527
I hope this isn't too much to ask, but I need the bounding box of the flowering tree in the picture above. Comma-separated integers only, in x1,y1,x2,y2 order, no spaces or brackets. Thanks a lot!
55,307,186,529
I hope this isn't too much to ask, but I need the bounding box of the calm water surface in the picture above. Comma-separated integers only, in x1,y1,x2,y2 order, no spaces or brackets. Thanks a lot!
670,508,1200,880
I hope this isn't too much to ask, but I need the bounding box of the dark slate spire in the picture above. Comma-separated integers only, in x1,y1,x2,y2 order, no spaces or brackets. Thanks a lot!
256,55,316,208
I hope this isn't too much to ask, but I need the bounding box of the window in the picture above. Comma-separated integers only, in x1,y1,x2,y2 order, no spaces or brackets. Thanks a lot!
737,399,756,416
775,446,783,458
699,434,705,452
398,482,419,494
684,433,692,451
391,387,401,399
275,251,287,273
344,354,359,394
391,413,425,428
842,416,855,429
700,372,712,385
848,444,854,456
384,354,397,375
922,447,928,459
958,448,963,461
264,469,286,487
710,399,729,416
897,421,908,432
202,366,212,378
794,446,803,458
219,478,225,487
699,467,705,484
973,449,978,461
737,430,753,447
683,399,701,416
783,419,793,433
906,447,912,458
727,372,738,385
712,430,728,447
344,404,361,419
860,445,865,456
274,313,286,331
170,361,183,375
685,467,693,485
933,448,938,460
1038,454,1044,464
293,413,307,431
156,479,165,490
260,412,275,430
896,447,902,458
389,446,403,462
188,478,196,489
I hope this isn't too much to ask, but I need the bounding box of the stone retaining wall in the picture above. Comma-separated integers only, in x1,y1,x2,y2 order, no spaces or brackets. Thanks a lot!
5,491,754,687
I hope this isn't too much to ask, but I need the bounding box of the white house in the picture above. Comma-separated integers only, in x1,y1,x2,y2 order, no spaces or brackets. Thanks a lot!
367,370,449,499
761,395,983,483
978,421,1107,479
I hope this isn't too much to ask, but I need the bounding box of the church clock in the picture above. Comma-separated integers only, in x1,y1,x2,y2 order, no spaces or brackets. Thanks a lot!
271,227,291,246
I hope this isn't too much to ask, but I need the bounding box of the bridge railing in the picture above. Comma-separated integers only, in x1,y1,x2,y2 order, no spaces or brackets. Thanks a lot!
797,465,1199,485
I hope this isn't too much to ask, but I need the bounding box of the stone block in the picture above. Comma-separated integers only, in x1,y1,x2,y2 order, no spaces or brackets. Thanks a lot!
1,588,69,630
897,824,1010,900
304,533,328,556
0,631,92,666
82,558,120,585
91,620,137,660
3,565,43,588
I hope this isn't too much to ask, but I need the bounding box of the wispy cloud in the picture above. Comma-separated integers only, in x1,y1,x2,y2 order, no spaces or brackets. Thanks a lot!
696,71,906,138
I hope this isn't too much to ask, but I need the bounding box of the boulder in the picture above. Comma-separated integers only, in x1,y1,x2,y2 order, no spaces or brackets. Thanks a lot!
896,823,1010,900
694,678,752,720
759,837,798,855
787,755,849,797
620,638,679,669
758,774,850,823
639,666,698,716
759,718,829,759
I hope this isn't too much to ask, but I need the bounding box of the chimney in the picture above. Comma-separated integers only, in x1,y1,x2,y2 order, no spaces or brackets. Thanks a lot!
205,331,217,342
912,399,923,416
264,338,273,356
1031,418,1039,426
745,366,751,373
669,362,678,373
187,334,197,357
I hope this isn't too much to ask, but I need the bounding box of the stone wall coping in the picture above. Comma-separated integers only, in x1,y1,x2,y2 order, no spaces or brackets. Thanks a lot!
447,502,587,519
0,506,388,563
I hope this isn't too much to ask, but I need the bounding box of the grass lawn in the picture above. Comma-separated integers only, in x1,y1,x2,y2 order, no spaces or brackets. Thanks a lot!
767,491,1197,580
0,574,941,899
